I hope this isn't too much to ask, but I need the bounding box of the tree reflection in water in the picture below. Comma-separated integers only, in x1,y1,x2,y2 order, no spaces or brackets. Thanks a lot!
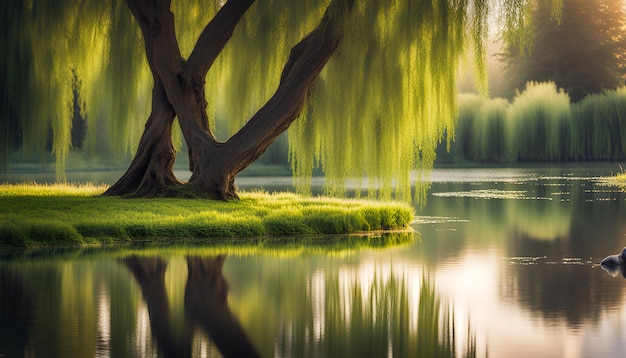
0,237,476,357
285,271,474,357
123,255,475,357
122,255,260,358
0,268,31,357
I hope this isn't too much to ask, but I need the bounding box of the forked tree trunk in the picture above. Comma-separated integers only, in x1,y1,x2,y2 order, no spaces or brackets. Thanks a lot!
104,0,353,199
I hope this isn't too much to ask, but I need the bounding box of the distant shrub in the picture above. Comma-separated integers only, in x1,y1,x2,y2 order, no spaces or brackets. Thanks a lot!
441,83,626,163
506,82,572,161
572,87,626,160
442,93,486,161
471,97,510,161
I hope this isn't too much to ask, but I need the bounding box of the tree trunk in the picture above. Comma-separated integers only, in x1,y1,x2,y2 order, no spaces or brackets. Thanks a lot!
105,0,353,199
104,81,180,197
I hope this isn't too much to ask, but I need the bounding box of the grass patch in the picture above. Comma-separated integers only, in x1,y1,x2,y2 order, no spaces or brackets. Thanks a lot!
0,184,414,249
606,167,626,190
596,166,626,191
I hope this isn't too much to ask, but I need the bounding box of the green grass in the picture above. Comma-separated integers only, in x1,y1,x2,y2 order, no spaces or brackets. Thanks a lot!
609,166,626,189
0,183,414,249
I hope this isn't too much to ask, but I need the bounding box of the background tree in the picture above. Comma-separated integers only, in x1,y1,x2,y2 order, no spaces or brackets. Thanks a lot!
497,0,626,101
71,71,87,151
1,0,559,200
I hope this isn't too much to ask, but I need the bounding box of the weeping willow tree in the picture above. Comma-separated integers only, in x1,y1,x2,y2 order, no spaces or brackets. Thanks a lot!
1,0,562,201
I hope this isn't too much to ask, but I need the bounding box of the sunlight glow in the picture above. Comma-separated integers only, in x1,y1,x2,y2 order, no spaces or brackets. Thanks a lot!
95,282,111,358
308,270,326,342
135,302,155,357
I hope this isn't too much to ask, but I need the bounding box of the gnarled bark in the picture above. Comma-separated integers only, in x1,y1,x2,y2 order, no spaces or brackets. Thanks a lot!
103,81,180,197
105,0,353,199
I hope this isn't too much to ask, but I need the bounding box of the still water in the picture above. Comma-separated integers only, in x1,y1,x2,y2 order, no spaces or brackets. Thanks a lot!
2,165,626,357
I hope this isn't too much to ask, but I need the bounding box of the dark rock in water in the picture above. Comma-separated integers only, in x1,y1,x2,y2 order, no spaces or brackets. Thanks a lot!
601,247,626,266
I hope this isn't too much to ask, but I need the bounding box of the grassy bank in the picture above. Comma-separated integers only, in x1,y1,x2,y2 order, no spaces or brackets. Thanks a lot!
0,184,414,249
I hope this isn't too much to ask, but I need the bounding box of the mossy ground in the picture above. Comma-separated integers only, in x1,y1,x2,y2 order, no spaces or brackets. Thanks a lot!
0,183,414,249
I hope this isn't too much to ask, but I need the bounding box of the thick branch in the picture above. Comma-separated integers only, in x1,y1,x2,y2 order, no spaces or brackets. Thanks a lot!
186,0,255,76
125,0,222,165
125,0,178,73
162,1,255,184
103,80,180,197
126,0,186,100
182,0,255,142
223,0,355,175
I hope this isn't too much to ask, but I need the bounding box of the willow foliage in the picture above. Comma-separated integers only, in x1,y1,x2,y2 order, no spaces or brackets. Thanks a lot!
288,0,545,201
1,0,150,179
1,0,558,200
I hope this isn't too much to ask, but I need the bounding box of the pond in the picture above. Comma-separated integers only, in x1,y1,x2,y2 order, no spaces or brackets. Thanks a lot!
1,164,626,357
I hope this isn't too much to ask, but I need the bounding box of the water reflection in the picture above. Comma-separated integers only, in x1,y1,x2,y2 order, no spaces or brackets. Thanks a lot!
275,263,466,357
601,264,626,278
411,170,626,356
0,233,477,357
122,255,259,357
0,268,31,357
600,248,626,278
